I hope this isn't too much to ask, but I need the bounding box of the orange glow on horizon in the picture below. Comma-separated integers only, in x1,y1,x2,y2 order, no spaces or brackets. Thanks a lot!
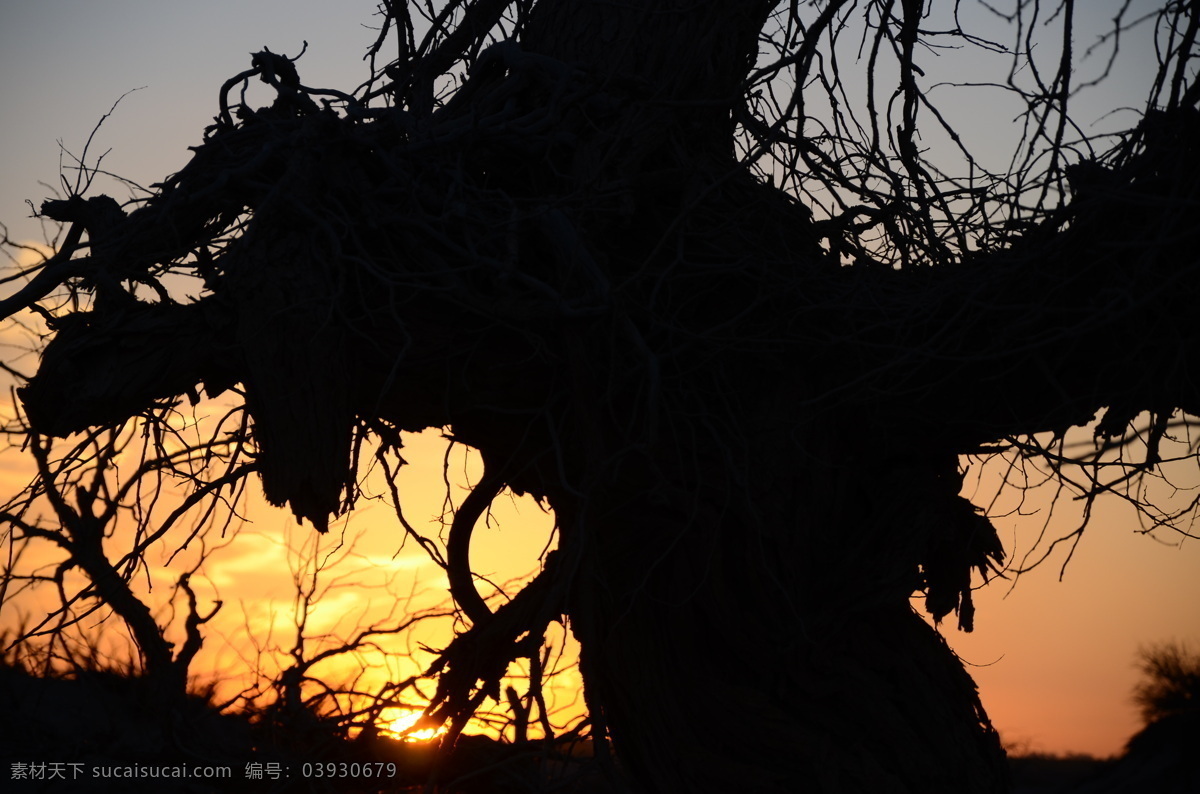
378,707,446,743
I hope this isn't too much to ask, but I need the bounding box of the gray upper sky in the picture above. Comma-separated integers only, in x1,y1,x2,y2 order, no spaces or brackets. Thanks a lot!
1,0,381,243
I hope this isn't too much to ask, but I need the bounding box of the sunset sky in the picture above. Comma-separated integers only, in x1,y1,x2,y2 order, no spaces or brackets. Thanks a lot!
2,0,1199,759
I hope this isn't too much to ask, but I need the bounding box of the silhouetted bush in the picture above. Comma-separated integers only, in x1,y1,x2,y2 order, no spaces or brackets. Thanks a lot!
1133,641,1200,725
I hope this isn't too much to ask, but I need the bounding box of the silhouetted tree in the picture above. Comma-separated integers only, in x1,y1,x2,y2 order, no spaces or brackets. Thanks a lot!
1061,643,1200,793
3,2,1199,791
0,413,243,702
0,410,474,788
1134,642,1200,727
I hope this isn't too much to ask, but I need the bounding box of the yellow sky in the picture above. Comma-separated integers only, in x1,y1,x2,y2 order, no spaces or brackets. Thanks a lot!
2,0,1198,759
0,392,579,740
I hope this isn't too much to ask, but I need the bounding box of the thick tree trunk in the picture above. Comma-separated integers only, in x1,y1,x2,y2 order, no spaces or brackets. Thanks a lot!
545,443,1007,792
478,4,1010,790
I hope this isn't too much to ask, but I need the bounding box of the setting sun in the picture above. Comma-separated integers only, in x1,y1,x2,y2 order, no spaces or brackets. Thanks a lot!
378,707,446,743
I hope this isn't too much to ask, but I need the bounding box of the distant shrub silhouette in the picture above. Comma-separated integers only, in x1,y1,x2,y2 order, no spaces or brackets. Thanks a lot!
1134,641,1200,725
1063,644,1200,793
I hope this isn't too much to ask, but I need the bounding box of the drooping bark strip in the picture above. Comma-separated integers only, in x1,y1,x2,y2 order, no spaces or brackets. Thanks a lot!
8,1,1200,792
